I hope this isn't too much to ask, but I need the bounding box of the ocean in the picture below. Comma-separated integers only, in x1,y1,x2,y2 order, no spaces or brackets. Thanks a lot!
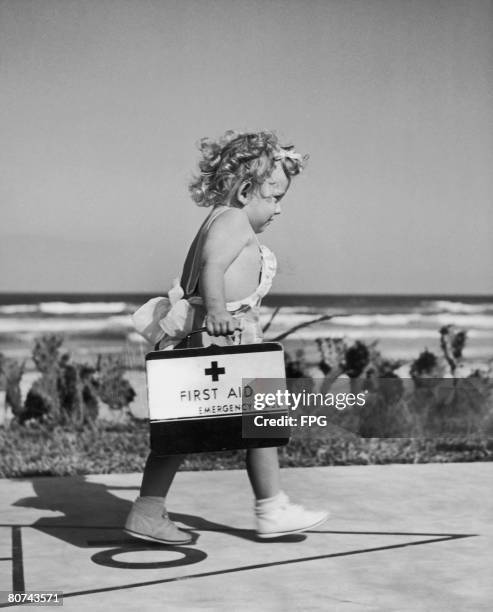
1,293,492,368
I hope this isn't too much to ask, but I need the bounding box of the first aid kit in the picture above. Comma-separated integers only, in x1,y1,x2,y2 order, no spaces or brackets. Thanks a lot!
145,339,289,455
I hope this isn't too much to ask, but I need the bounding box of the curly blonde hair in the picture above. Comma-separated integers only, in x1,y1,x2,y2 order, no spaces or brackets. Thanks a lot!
189,130,306,208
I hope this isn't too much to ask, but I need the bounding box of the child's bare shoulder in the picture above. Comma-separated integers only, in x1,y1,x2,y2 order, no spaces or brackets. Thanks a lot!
207,207,252,243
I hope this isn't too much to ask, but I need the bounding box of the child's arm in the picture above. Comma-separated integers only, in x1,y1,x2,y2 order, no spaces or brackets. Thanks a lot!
199,208,251,336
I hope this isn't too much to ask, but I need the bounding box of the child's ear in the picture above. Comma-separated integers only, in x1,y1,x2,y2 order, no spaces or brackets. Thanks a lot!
237,180,252,206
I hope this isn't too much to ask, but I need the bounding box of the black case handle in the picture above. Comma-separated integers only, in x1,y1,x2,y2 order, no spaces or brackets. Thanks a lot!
154,327,207,352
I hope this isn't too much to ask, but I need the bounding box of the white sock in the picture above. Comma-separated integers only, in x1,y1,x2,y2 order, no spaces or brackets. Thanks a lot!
255,491,285,513
135,496,166,511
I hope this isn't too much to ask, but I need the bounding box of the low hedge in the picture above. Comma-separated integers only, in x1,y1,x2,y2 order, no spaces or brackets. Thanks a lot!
0,419,491,478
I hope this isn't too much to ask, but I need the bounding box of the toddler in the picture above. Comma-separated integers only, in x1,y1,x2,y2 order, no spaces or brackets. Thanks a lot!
126,130,328,543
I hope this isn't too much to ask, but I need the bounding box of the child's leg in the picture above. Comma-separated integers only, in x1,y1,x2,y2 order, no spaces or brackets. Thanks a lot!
247,446,329,538
245,447,281,499
125,451,191,544
140,452,185,498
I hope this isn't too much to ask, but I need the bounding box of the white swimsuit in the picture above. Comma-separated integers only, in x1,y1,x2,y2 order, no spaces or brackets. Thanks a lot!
183,207,277,346
131,206,277,348
187,243,277,346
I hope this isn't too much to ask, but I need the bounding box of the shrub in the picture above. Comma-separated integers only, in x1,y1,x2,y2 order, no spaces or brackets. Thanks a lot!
283,330,493,440
95,354,136,413
11,334,136,426
0,419,490,478
1,358,25,417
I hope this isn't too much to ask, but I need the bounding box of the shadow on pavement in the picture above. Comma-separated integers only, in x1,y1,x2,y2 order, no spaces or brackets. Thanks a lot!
12,476,306,551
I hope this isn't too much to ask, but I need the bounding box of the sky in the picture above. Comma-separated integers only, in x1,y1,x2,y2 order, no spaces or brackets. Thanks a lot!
1,0,492,294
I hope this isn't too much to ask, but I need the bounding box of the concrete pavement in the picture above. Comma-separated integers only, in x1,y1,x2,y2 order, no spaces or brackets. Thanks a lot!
0,463,492,611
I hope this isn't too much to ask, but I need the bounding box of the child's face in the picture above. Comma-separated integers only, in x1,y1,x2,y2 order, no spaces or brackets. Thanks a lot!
244,162,290,233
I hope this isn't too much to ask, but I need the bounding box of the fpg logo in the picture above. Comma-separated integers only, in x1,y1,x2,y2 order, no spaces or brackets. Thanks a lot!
300,415,327,426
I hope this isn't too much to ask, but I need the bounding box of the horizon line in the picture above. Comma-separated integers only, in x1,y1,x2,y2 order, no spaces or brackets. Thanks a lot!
0,291,492,298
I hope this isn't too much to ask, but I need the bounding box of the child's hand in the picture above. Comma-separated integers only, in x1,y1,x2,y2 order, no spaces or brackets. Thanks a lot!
205,311,243,337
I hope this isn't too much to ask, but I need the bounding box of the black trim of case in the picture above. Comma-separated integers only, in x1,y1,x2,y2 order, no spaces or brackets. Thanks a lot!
145,342,283,361
150,412,290,455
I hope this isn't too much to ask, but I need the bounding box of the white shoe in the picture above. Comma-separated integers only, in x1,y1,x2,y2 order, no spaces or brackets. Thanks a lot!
255,492,329,539
124,497,192,545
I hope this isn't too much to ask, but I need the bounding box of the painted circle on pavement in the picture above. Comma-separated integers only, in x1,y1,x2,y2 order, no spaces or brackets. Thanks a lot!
91,546,207,569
